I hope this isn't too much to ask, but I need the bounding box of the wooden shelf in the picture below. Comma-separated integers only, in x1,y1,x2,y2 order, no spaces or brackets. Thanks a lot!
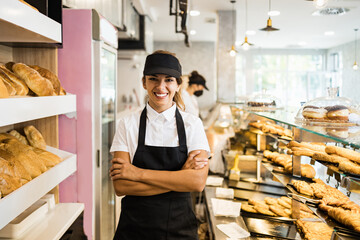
9,203,85,240
0,95,76,127
0,1,61,43
0,147,77,230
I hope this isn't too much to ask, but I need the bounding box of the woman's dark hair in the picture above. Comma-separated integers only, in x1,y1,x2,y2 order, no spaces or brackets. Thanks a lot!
189,71,205,85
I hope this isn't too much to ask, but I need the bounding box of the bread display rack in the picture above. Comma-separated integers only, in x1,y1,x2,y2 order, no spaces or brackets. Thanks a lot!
205,104,360,240
0,2,84,239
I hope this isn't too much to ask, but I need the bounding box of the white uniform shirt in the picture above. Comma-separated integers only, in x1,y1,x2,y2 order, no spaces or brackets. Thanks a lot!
181,89,199,117
110,103,210,162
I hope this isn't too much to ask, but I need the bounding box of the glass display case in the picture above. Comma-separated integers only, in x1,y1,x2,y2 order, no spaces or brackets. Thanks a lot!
295,87,360,127
205,103,360,240
244,91,283,112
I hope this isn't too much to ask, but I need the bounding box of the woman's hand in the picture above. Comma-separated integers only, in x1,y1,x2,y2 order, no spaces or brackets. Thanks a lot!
182,150,208,170
109,157,143,181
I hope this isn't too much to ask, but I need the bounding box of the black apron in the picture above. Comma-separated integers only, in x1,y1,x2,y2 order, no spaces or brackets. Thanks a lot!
114,107,198,240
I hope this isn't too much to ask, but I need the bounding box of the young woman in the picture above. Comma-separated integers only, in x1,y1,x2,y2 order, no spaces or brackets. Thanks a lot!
181,71,209,117
110,50,210,240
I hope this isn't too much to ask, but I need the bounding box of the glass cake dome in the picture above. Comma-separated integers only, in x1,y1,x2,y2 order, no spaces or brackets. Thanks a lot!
295,88,360,127
244,90,283,112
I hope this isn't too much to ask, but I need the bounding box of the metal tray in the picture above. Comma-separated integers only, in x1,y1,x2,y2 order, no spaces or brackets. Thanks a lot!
242,216,301,240
234,189,287,201
228,180,289,196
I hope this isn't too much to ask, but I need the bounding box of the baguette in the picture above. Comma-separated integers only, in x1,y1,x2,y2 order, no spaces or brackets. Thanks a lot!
0,77,9,98
338,160,360,175
0,173,22,196
325,146,360,164
32,147,62,168
0,66,28,95
312,152,348,164
8,130,29,146
0,72,16,96
24,125,46,150
30,65,61,95
289,141,326,152
0,149,32,182
12,63,55,96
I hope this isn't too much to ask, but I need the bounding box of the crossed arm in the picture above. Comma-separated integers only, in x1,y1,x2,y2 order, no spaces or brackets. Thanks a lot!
110,150,209,196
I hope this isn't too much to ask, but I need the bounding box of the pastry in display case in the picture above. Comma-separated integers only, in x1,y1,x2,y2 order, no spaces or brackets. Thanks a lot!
244,91,283,112
295,88,360,127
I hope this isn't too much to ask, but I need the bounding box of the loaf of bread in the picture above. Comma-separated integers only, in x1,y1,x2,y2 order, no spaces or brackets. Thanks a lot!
12,63,55,96
0,156,15,177
0,138,47,178
0,66,28,95
338,160,360,175
0,173,22,196
241,203,257,213
0,72,16,96
295,220,333,240
325,146,360,164
292,180,314,196
59,86,66,95
289,141,326,152
32,147,62,168
0,77,9,98
312,152,348,164
9,130,29,146
30,65,61,95
310,182,328,199
24,125,46,150
328,208,360,232
0,149,32,182
269,204,290,217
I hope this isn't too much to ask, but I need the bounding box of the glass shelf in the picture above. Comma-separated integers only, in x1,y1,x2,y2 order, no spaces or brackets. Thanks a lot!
232,104,360,148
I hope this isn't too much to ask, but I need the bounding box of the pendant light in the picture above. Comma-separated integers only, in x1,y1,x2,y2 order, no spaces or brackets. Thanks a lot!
228,0,238,56
240,0,253,51
353,28,359,71
260,0,279,32
306,0,328,9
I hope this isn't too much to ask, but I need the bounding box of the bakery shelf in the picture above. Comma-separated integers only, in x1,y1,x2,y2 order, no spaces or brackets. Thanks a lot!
0,94,76,127
0,1,61,43
0,146,77,230
5,203,85,240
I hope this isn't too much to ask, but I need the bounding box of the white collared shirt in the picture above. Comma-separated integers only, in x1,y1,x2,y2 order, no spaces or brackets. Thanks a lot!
181,89,199,117
110,103,210,162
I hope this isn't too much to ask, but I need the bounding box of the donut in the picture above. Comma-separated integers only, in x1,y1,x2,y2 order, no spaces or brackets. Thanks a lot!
302,106,327,120
325,105,349,121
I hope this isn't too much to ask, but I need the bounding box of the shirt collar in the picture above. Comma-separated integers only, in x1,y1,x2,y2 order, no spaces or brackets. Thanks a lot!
146,102,177,122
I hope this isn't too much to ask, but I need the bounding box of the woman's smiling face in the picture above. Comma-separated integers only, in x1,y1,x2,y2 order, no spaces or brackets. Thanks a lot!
143,74,180,112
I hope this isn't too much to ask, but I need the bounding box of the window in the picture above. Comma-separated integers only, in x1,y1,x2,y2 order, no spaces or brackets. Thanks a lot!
251,54,325,106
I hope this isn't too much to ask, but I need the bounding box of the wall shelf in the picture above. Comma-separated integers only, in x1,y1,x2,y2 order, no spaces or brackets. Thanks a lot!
11,203,84,240
0,1,61,43
0,147,77,230
0,95,76,127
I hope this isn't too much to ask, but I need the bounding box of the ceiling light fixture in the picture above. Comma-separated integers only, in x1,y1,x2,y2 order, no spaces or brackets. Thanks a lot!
324,31,334,36
190,10,200,16
240,0,254,51
260,0,279,32
353,28,358,71
314,0,328,9
228,0,238,56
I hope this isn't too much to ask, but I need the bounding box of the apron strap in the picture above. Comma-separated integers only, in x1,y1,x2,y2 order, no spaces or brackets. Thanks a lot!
137,106,188,153
138,107,147,147
175,107,187,148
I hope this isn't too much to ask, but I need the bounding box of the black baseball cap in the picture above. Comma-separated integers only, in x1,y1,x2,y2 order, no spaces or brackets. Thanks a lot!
189,71,209,90
143,53,182,78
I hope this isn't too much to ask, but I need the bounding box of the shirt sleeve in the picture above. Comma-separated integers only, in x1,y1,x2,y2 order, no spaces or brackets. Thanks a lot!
186,117,210,155
110,117,129,154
